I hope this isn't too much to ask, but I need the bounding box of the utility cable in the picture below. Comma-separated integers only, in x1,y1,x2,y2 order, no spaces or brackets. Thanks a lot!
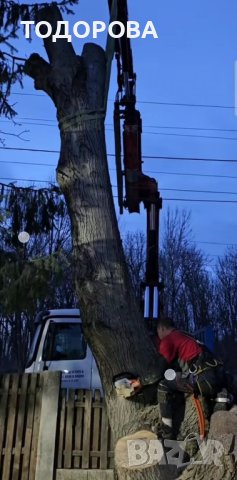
2,146,237,163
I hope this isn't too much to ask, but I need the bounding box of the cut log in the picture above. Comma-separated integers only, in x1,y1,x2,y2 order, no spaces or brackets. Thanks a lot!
115,430,161,470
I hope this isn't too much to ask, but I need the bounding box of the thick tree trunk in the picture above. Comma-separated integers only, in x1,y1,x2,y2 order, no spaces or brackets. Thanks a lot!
25,6,237,480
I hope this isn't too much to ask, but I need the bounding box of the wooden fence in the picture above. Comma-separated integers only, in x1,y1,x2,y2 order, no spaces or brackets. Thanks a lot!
56,388,114,470
0,372,114,480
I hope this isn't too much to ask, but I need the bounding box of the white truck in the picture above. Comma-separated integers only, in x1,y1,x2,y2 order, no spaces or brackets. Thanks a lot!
25,308,215,392
25,309,102,391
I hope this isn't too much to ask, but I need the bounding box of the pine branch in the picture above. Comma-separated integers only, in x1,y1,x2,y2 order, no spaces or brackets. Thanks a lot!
3,0,78,7
0,181,61,194
1,51,26,62
0,0,79,121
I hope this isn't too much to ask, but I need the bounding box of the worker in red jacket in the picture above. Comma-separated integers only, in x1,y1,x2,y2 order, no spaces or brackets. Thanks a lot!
156,317,225,439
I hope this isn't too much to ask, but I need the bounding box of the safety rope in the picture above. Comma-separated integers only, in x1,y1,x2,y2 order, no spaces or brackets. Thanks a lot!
58,110,106,131
59,0,118,129
191,358,223,376
192,395,205,440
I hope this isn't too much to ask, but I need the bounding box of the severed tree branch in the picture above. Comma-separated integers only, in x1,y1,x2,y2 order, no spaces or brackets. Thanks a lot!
24,53,52,96
24,5,90,104
36,5,76,67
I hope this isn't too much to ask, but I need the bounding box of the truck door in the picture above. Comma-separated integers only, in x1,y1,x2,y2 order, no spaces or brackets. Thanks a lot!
39,319,93,389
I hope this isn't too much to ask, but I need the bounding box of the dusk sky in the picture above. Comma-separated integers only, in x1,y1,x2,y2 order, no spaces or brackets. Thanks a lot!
1,0,237,269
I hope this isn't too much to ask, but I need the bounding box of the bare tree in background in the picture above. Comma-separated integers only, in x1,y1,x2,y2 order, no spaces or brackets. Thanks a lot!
215,248,237,338
123,210,215,333
123,231,146,298
160,209,215,332
214,249,237,370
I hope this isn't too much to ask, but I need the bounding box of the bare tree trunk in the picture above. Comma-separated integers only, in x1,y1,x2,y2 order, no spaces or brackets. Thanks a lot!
25,6,237,480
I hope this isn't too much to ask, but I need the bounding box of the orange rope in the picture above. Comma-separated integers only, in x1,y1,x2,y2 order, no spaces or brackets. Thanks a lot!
192,395,205,440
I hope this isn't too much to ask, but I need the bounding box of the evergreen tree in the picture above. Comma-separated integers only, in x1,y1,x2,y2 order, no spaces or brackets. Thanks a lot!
0,183,75,371
0,0,78,118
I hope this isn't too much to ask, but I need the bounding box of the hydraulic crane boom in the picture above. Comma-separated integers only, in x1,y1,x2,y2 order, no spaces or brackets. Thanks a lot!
108,0,163,325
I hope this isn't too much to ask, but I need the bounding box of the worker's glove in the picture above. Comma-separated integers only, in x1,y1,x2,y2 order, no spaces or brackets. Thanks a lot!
130,378,142,393
114,377,142,398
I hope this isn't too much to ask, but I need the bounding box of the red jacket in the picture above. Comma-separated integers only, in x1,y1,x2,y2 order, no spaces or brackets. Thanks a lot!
156,329,203,366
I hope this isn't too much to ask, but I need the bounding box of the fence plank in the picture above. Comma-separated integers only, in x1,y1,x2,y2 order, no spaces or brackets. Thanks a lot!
108,424,114,469
12,374,29,480
22,373,38,480
91,390,101,469
73,389,84,468
35,371,61,480
1,377,114,478
100,399,109,469
0,375,10,475
64,389,75,468
28,373,43,480
81,390,92,468
57,389,66,469
2,374,20,480
57,389,113,470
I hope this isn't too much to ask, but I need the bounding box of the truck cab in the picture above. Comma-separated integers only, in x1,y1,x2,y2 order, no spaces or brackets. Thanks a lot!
25,309,102,391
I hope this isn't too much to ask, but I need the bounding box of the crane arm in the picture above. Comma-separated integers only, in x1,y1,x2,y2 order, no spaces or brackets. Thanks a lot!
108,0,163,324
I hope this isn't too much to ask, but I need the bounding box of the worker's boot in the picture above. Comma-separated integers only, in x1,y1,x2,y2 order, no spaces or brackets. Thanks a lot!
213,389,230,412
160,418,173,440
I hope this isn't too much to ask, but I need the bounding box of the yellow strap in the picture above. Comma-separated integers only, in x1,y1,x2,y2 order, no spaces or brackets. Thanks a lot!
59,110,106,130
194,359,221,376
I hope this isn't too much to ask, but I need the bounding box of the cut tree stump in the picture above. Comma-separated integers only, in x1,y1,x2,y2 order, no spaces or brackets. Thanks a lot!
115,430,162,470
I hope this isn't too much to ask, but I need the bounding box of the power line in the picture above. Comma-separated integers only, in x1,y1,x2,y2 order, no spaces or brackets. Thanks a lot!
1,159,237,181
195,241,237,247
143,170,237,180
125,154,237,163
161,188,237,196
2,146,237,164
1,180,235,248
1,116,56,123
10,92,235,109
11,92,45,97
142,132,237,142
142,125,237,133
0,177,54,184
3,176,237,197
3,117,237,134
0,160,55,167
137,101,234,110
4,120,237,142
0,146,59,154
163,198,237,204
115,185,237,196
0,181,58,193
2,177,237,204
0,121,57,128
2,120,237,141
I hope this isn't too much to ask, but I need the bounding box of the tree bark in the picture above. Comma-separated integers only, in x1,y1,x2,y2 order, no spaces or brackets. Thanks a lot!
24,6,237,480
